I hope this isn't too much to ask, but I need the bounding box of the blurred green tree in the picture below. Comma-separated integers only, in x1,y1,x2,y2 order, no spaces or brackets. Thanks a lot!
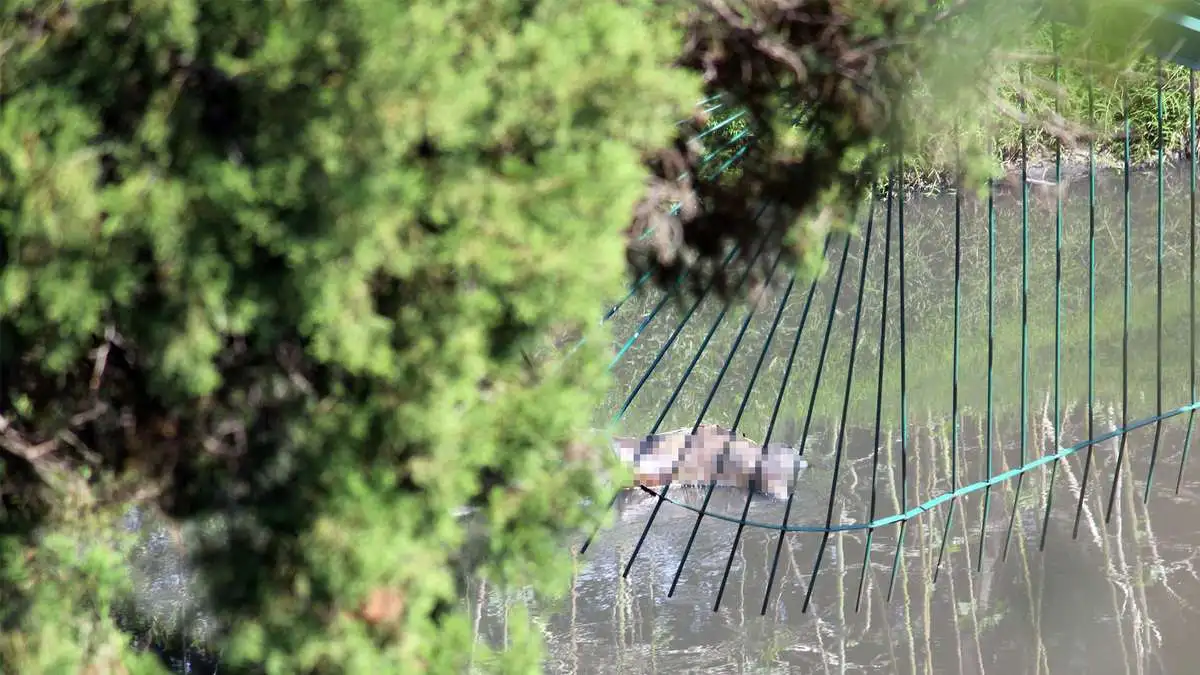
0,0,696,672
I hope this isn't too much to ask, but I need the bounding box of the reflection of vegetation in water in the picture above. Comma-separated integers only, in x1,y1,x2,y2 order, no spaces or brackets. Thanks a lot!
605,168,1199,440
533,170,1200,674
116,509,222,671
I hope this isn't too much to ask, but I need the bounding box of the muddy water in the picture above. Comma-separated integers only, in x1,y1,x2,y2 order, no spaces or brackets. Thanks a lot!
465,415,1200,675
464,166,1200,674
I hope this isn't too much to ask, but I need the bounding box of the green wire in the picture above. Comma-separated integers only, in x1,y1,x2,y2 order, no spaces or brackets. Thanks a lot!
933,136,963,580
1179,69,1197,494
978,170,996,572
855,182,895,611
887,157,909,601
594,55,1200,592
1144,62,1166,503
1073,77,1098,541
1040,30,1064,551
1003,64,1031,562
1107,88,1134,521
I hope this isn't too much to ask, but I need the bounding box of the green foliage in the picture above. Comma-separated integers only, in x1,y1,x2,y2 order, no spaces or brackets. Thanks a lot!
1,491,167,674
0,0,697,673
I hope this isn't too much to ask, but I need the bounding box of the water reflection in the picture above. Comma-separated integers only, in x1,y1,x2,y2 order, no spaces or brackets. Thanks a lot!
460,166,1200,674
472,411,1199,674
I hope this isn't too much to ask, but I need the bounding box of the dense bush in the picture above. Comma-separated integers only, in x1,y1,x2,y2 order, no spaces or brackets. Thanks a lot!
0,1,696,672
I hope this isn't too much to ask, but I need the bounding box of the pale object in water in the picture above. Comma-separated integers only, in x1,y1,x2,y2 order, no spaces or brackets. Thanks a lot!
448,425,810,520
611,424,809,500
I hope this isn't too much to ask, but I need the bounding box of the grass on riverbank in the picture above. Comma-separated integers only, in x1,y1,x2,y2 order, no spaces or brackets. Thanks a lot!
702,25,1200,195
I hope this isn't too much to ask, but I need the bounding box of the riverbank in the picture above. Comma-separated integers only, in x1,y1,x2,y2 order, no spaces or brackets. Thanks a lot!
893,148,1198,196
896,54,1200,194
703,48,1200,196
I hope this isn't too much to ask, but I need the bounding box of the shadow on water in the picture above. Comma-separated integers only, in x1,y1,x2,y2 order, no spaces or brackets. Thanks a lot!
125,166,1200,673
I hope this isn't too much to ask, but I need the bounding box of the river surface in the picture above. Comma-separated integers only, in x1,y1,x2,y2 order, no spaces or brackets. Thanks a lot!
127,166,1200,674
460,165,1200,674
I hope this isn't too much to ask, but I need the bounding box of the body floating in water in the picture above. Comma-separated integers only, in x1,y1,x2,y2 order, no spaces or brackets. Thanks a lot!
611,424,808,500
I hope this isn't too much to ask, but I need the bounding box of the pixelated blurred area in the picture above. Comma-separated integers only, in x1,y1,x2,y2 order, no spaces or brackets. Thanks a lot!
612,424,802,499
